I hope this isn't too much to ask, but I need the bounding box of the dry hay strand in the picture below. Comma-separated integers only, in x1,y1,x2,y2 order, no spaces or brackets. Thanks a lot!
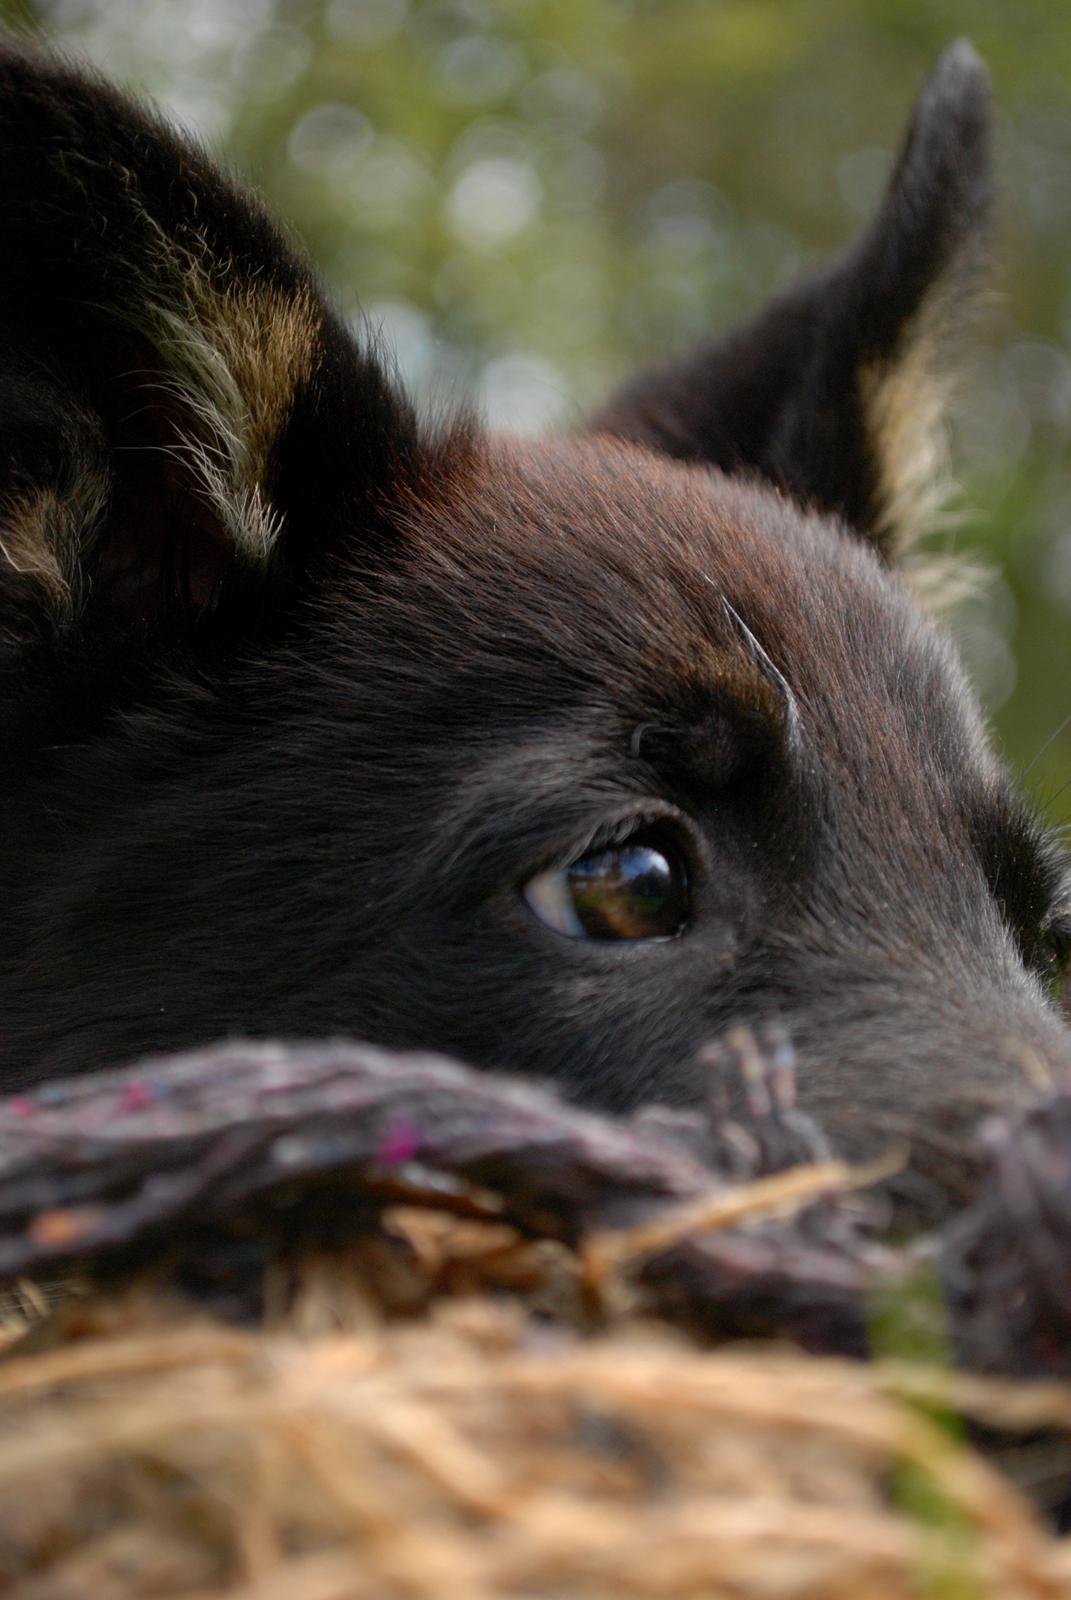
4,1043,1071,1597
0,1219,1070,1600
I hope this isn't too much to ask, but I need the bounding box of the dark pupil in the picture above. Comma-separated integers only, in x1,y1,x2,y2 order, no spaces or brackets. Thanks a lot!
567,843,686,940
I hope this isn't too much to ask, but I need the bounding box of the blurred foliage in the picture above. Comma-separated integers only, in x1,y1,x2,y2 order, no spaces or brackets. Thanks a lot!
5,0,1071,818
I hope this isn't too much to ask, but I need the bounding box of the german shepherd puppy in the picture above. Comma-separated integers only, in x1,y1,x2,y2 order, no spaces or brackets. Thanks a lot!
0,39,1068,1219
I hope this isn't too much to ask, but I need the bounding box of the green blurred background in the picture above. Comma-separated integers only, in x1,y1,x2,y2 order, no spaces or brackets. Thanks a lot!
4,0,1071,819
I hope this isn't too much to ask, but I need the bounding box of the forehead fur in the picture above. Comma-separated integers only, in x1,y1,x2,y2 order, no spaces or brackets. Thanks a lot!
375,433,985,765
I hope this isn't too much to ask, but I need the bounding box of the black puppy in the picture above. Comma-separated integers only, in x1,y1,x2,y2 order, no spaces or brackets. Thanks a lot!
0,39,1067,1217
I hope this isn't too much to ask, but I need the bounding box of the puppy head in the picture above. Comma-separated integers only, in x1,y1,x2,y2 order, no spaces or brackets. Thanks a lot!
0,40,1066,1217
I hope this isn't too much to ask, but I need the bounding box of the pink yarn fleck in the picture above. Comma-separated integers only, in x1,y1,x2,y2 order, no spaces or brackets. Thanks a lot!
376,1121,422,1165
121,1081,154,1112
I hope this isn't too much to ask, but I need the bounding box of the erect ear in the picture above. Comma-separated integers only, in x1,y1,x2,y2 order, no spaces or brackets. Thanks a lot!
0,43,420,659
591,41,991,561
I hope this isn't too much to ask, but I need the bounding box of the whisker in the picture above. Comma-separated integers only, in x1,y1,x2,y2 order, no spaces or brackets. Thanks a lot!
1041,772,1071,817
1023,708,1071,779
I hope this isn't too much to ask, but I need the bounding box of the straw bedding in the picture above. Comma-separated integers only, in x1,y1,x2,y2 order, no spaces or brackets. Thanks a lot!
1,1039,1070,1599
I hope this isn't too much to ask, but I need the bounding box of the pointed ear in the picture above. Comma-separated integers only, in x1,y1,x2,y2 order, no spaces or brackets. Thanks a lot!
591,41,992,561
0,43,419,658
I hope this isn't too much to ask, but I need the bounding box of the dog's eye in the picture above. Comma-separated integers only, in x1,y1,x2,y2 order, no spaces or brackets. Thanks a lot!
523,832,690,941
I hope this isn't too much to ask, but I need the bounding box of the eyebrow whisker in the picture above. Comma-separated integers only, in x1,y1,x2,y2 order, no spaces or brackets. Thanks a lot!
721,597,803,757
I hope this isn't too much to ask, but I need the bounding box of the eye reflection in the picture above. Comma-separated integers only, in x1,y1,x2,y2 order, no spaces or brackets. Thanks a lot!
523,837,689,941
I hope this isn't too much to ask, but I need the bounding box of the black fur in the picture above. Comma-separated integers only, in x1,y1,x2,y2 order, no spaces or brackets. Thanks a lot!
0,39,1068,1221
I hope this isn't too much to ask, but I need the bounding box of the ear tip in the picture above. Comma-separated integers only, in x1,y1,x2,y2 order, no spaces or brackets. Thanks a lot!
933,37,990,90
880,39,992,253
915,38,993,157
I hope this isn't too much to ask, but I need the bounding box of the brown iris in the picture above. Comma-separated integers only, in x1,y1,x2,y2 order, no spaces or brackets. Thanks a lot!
523,836,689,941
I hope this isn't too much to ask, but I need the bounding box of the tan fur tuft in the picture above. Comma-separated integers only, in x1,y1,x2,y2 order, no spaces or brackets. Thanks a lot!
1,263,318,624
0,473,109,620
861,289,990,616
145,271,320,563
900,546,992,616
860,333,957,564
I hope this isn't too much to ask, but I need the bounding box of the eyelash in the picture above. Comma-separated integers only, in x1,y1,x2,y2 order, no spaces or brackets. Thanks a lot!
530,805,692,881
